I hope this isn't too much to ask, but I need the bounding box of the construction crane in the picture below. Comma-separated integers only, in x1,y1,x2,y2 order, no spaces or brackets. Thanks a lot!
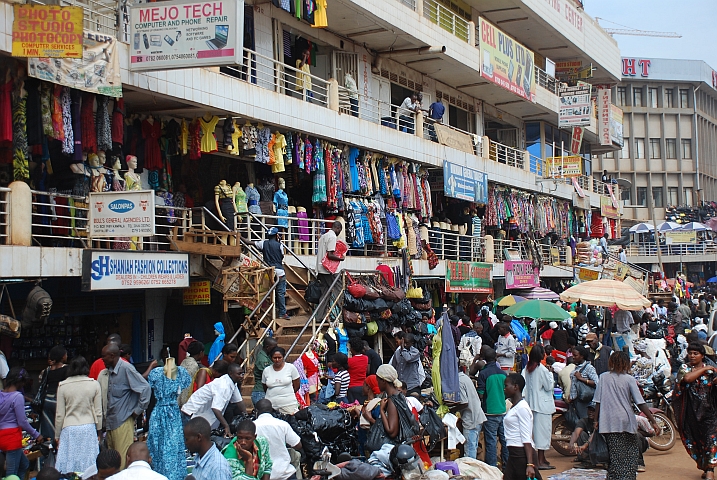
595,17,681,38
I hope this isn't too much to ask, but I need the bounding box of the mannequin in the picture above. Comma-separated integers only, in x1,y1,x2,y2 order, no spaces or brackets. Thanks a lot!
323,329,337,364
233,182,248,216
297,206,310,255
336,323,349,355
258,178,275,216
245,182,261,215
335,215,347,242
88,153,107,192
110,156,130,250
214,179,237,230
124,155,141,191
273,178,289,229
163,356,178,380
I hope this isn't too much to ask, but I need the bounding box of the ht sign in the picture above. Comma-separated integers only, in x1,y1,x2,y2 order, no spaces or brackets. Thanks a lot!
622,58,651,77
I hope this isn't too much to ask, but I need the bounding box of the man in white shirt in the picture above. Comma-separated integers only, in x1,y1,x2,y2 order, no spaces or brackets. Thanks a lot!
181,363,245,433
107,441,167,480
316,221,344,288
254,399,303,480
398,93,419,134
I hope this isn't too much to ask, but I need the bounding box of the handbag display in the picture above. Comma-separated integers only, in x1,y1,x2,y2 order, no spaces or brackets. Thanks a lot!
406,282,423,299
343,310,364,324
0,285,20,339
346,273,367,299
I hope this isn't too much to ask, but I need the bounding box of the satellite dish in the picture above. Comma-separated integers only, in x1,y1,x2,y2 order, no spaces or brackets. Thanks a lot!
615,178,632,189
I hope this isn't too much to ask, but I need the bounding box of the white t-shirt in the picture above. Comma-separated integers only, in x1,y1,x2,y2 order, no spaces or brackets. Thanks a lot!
181,374,241,428
398,97,417,117
503,399,535,448
316,230,337,274
406,396,423,413
262,363,300,409
254,413,302,480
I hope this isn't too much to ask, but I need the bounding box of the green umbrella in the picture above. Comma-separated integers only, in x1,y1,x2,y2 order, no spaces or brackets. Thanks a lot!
502,299,571,321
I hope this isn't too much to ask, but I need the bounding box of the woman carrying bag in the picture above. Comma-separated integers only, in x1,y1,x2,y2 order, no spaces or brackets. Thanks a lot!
37,346,69,442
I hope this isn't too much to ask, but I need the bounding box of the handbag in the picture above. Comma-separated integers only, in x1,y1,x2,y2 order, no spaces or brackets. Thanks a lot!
406,282,423,299
362,277,380,301
377,280,405,303
31,369,49,414
563,403,580,430
346,273,366,299
343,310,364,325
0,285,20,339
575,364,596,402
304,279,323,304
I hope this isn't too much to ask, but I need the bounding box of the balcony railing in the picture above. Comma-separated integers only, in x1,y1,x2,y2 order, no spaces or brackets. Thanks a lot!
0,187,9,245
422,118,482,156
423,0,470,43
489,142,525,170
535,65,559,95
625,242,717,257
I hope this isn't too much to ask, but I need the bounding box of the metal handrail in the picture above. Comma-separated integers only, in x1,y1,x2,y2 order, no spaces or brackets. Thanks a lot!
423,0,470,42
245,211,316,277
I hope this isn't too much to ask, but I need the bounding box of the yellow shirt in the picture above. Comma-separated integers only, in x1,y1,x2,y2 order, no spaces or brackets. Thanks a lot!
230,120,242,155
272,133,287,173
296,60,312,92
199,115,220,152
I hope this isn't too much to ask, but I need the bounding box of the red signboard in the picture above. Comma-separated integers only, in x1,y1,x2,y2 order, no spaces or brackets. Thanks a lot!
505,260,540,289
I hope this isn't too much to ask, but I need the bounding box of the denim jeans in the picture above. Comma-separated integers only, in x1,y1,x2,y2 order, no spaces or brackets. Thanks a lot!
5,448,30,479
276,275,287,317
251,390,266,406
464,424,483,459
483,415,508,467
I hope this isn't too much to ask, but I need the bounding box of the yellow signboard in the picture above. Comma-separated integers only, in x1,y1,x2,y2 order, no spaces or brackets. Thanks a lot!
12,5,84,58
615,263,629,281
665,231,697,244
578,267,599,281
600,195,619,219
183,280,211,305
545,156,583,178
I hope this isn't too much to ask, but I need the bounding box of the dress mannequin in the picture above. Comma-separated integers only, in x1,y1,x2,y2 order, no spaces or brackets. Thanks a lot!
214,179,237,230
88,153,107,192
336,323,348,355
245,182,261,215
124,155,141,191
297,206,310,255
110,156,130,250
273,178,289,230
257,178,275,216
324,329,337,364
233,182,248,218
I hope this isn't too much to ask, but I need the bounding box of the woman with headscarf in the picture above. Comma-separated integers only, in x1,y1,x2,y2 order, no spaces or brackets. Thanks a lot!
208,322,226,365
147,355,191,480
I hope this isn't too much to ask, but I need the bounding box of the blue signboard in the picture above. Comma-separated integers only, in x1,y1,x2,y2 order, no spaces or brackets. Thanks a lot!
443,161,488,204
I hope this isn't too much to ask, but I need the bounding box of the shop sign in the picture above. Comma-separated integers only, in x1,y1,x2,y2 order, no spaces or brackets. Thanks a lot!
555,60,582,77
129,0,244,72
600,195,619,219
572,192,590,210
610,105,624,147
183,280,211,305
570,126,584,155
443,161,488,204
578,267,599,282
545,156,582,178
446,261,493,293
598,88,611,145
434,124,475,155
12,5,84,58
504,260,539,289
615,263,629,281
479,17,536,102
665,231,697,244
28,30,123,97
82,251,190,291
88,191,155,238
558,84,592,127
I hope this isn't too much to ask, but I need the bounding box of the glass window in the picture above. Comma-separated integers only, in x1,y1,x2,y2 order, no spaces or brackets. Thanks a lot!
621,188,631,203
637,187,647,206
668,187,678,206
665,89,674,108
635,138,645,158
617,87,627,106
649,138,661,159
680,89,690,108
652,187,664,208
684,187,693,206
605,151,614,158
648,88,658,108
682,139,692,158
666,139,677,159
633,88,643,107
526,122,541,162
621,139,630,159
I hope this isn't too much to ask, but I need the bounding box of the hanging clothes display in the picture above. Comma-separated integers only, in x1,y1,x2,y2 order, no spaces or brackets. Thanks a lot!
12,83,29,181
81,92,97,153
142,117,162,169
199,115,219,153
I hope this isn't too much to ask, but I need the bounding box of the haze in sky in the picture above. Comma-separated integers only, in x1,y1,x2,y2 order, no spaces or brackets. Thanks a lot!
584,0,717,70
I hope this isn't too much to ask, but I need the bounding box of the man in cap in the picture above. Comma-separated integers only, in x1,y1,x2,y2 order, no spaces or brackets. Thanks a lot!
585,332,612,375
255,227,289,319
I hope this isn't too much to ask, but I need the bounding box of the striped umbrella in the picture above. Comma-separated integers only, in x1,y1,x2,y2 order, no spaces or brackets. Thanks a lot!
559,279,651,310
496,295,527,307
513,287,560,301
656,221,681,232
679,222,710,231
628,222,654,233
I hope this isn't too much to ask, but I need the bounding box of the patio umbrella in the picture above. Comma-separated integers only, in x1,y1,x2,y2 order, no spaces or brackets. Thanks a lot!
502,299,571,321
707,276,717,284
679,222,710,231
656,221,681,232
560,279,651,310
628,222,655,233
513,287,560,301
496,295,527,307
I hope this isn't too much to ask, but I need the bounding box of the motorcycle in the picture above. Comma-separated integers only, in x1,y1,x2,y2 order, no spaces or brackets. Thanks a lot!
639,372,678,451
550,398,574,457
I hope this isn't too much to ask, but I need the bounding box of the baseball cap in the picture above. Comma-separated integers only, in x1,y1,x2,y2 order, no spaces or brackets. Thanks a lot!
267,227,279,236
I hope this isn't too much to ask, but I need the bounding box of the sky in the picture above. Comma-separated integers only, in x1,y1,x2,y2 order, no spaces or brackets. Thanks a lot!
584,0,717,70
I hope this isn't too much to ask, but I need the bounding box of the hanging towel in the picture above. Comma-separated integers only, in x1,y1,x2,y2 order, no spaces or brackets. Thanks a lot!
442,413,465,449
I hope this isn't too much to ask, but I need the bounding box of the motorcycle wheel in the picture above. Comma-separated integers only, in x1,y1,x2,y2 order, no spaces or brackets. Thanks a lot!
648,412,677,451
551,414,573,456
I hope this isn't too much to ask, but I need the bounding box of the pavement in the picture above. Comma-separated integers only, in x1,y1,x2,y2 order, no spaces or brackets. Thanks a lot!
543,443,700,479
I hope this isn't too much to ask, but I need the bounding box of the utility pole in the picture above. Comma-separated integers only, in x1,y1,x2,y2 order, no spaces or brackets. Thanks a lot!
648,190,665,274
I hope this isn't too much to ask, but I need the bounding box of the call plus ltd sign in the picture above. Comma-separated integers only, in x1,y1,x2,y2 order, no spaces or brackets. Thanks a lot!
622,58,651,77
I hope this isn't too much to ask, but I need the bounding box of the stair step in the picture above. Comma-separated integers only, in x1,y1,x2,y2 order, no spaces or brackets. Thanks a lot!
275,314,311,329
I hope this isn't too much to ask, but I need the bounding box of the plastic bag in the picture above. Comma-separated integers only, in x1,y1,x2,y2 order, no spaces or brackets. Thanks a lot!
563,403,580,431
304,279,323,304
589,432,610,465
308,405,352,441
419,406,446,450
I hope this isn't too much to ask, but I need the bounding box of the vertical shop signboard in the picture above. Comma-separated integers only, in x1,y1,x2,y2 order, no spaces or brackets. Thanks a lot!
88,190,156,237
12,4,84,58
82,251,190,291
479,17,536,102
610,104,624,147
446,261,493,293
130,0,244,71
598,88,611,145
504,260,540,289
183,280,211,305
570,126,584,155
443,161,488,204
558,84,592,127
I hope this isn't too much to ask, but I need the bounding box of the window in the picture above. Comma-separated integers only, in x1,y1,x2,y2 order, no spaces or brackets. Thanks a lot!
617,87,627,106
665,89,674,108
637,187,648,206
668,187,678,206
605,151,614,158
621,188,631,203
666,139,677,159
652,187,664,208
633,88,643,107
682,139,692,158
621,139,630,159
680,89,690,108
684,187,693,206
649,138,661,158
635,138,645,158
648,88,658,108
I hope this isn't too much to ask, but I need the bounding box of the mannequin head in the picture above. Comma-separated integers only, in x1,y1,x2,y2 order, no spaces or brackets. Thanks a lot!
126,155,138,171
88,153,100,168
278,178,285,190
218,179,227,187
111,156,121,172
234,182,241,188
98,151,106,166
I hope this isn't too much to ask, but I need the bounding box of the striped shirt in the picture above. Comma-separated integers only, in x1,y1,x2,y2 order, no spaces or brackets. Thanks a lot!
193,444,231,480
335,370,350,398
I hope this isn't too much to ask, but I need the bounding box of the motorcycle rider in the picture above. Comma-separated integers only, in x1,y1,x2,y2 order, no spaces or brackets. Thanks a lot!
585,333,612,376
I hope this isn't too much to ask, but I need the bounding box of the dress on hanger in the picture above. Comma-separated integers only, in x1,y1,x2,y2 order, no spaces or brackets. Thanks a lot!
96,96,112,152
199,115,220,153
12,86,29,181
142,118,162,169
180,119,188,155
189,119,201,160
81,92,97,153
273,189,289,228
112,98,125,145
312,0,327,27
245,185,261,214
273,133,289,172
301,352,320,395
230,121,242,155
0,79,12,143
70,89,83,161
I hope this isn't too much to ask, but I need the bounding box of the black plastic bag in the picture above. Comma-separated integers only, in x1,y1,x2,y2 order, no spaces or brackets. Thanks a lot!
392,299,412,316
308,405,352,441
419,406,446,450
305,279,323,304
365,416,395,453
564,403,580,431
344,291,369,312
589,432,610,465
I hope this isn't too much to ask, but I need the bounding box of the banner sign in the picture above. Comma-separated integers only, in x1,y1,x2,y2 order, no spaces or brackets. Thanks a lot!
444,161,488,204
570,126,584,155
545,156,583,178
183,280,211,305
88,190,156,237
28,31,123,97
610,104,624,147
665,231,697,244
555,60,582,77
615,263,629,281
505,260,540,289
130,0,244,71
479,17,535,102
558,84,592,127
82,251,190,291
12,4,84,58
578,267,600,282
600,195,619,219
598,88,611,145
446,261,493,293
434,124,475,154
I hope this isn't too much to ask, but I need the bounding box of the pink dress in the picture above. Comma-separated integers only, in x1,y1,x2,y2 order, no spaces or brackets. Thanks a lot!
297,210,310,241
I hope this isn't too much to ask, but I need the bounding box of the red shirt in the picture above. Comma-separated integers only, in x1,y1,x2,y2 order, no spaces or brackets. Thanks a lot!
89,356,128,380
347,354,368,388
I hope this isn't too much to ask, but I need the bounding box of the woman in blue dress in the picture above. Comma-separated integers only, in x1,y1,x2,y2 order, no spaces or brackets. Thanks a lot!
147,358,191,480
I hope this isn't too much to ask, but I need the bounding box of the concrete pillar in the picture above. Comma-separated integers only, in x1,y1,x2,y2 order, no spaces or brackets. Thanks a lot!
482,136,491,161
327,78,339,112
468,21,475,46
485,234,494,263
8,181,31,246
416,111,424,139
416,0,423,16
566,245,573,266
523,150,530,171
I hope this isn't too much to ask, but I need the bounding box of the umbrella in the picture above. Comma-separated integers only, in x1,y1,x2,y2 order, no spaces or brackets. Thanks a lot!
656,221,681,232
708,276,717,284
496,295,527,307
502,299,571,321
628,222,655,233
679,222,710,231
513,287,560,301
560,279,651,310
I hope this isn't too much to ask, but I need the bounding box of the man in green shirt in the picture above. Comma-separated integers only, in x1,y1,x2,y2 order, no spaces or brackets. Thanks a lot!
252,338,277,406
475,346,508,467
